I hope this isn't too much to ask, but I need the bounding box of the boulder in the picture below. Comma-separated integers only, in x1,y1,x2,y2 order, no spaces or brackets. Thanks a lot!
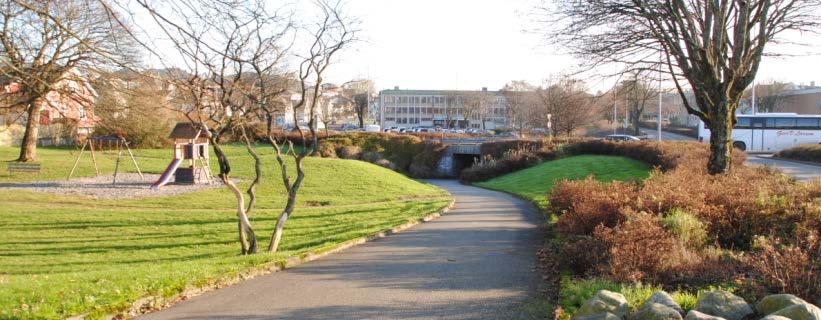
645,291,684,315
684,310,726,320
575,290,629,320
632,302,683,320
574,312,622,320
760,316,792,320
693,291,753,320
757,295,807,315
771,303,821,320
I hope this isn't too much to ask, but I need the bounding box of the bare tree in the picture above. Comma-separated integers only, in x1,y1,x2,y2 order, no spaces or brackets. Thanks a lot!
744,80,791,113
443,92,462,129
267,0,356,253
537,77,595,137
134,0,296,255
341,79,374,128
538,0,821,174
617,73,658,136
93,70,176,147
501,81,539,135
461,90,495,130
0,0,136,161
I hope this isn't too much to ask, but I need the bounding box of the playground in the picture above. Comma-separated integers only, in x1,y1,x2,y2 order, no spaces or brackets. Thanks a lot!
0,173,221,199
0,123,220,199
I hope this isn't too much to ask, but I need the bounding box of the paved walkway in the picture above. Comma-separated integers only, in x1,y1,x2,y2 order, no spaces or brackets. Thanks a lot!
140,180,546,320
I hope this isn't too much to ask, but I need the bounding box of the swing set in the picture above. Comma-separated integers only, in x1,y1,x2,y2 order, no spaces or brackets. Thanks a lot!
67,135,143,186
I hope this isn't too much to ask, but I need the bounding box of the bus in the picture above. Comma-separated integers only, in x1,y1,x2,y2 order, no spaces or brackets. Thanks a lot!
698,113,821,152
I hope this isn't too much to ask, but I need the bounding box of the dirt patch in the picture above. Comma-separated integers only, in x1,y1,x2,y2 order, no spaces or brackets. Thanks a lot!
0,173,222,199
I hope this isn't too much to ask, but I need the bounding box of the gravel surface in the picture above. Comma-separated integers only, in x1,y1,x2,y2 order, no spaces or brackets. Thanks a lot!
0,173,222,199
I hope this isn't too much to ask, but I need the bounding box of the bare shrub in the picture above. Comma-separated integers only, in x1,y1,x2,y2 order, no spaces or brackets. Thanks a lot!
338,145,362,159
746,232,821,302
553,177,639,236
775,144,821,164
594,212,680,283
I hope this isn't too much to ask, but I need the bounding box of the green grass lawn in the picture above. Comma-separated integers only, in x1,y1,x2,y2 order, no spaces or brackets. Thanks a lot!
475,155,650,210
0,145,451,319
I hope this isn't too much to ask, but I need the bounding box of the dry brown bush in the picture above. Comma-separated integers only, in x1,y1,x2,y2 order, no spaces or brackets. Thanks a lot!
593,212,680,283
553,177,639,236
549,140,820,292
746,232,821,302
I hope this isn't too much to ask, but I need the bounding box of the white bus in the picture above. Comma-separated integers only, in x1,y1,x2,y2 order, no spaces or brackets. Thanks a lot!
698,113,821,152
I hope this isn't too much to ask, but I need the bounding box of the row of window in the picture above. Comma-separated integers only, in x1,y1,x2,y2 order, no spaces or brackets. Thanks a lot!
383,106,509,115
384,96,450,104
382,95,506,105
735,117,821,130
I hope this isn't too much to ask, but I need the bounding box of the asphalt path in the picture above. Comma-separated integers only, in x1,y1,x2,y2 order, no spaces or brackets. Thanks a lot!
140,180,547,320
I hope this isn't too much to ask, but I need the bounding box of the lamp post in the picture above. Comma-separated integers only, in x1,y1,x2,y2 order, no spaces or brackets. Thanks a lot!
658,50,663,141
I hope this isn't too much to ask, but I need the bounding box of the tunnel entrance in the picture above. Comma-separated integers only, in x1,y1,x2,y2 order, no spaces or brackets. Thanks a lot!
451,153,480,177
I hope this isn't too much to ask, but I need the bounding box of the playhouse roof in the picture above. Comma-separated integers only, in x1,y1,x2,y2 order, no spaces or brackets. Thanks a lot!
168,122,206,140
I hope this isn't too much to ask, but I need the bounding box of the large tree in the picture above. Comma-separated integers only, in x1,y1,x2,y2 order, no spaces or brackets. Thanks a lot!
0,0,135,161
539,0,821,174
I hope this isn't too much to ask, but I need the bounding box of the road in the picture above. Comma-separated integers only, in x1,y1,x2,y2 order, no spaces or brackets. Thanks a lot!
640,128,820,181
744,155,821,182
140,180,547,320
640,128,696,141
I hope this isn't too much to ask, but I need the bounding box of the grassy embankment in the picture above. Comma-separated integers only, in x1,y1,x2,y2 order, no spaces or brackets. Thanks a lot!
475,155,650,210
0,145,451,319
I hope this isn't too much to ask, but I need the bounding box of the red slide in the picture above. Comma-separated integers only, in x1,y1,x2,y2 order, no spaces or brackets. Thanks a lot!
151,158,182,191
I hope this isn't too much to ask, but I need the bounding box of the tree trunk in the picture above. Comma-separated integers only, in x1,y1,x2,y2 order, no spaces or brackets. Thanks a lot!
17,103,40,162
632,112,641,136
357,111,364,129
223,176,257,254
268,211,290,253
265,115,274,138
707,102,734,175
268,194,296,252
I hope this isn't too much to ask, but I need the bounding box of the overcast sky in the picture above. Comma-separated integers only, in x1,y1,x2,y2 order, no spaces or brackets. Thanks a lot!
321,0,821,92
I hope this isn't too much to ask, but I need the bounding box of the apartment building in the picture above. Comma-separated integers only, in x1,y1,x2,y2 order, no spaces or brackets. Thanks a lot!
378,87,510,130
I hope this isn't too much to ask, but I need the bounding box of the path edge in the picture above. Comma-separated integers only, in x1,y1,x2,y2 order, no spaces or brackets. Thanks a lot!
71,197,456,320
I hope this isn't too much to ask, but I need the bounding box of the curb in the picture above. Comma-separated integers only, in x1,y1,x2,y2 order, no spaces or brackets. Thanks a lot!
72,198,456,320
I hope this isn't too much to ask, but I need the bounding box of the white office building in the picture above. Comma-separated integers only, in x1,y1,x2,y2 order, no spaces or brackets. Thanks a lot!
378,87,510,130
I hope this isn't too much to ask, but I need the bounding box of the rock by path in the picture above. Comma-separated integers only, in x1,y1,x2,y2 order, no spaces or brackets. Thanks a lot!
139,180,547,320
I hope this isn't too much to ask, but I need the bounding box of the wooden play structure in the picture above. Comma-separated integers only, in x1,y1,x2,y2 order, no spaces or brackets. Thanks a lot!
67,135,143,185
151,123,213,190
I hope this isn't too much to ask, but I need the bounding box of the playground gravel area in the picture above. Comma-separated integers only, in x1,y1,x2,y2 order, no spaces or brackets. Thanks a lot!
0,173,222,199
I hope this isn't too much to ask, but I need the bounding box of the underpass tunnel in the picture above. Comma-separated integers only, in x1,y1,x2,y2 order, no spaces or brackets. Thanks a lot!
451,153,481,177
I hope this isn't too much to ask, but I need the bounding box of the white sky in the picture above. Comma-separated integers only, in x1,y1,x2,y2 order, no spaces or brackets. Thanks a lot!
322,0,821,92
137,0,821,93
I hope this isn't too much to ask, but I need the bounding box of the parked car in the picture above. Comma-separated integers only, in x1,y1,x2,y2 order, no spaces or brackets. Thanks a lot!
496,131,521,138
604,134,641,141
363,124,381,132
